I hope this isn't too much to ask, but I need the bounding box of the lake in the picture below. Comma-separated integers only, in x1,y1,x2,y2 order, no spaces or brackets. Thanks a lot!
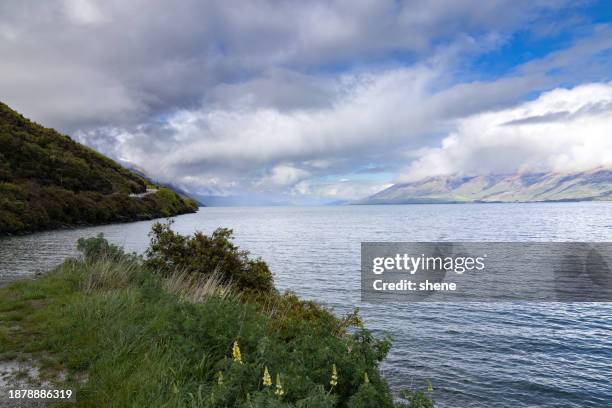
1,203,612,407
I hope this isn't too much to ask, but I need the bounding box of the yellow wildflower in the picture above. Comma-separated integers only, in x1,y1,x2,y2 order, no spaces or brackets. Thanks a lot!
330,364,338,387
364,372,369,384
275,373,284,396
232,340,243,364
263,366,272,387
427,380,433,393
217,371,224,385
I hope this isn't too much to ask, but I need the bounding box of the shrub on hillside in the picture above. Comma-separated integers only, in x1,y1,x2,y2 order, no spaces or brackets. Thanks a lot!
77,233,130,262
144,221,276,295
0,185,198,234
55,228,434,407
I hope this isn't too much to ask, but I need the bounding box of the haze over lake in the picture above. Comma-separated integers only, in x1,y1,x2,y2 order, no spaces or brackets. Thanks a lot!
2,203,612,407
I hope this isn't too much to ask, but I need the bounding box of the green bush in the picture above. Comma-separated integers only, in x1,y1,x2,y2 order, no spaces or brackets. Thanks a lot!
145,221,277,295
77,233,130,262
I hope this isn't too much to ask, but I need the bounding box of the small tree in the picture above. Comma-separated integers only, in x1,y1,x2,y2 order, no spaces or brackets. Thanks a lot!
144,221,276,295
77,233,126,262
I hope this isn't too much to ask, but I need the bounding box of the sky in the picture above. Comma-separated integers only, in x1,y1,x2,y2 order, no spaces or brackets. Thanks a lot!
1,0,612,204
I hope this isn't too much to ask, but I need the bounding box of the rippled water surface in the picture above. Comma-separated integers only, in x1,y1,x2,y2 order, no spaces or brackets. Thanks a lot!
1,203,612,407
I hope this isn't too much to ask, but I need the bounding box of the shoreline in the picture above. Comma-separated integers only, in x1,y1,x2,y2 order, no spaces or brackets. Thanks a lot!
0,226,429,407
0,207,199,238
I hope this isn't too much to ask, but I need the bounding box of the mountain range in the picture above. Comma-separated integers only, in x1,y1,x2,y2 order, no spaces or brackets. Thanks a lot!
359,168,612,204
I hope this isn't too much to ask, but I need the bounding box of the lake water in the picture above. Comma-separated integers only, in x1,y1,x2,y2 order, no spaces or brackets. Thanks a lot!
1,203,612,407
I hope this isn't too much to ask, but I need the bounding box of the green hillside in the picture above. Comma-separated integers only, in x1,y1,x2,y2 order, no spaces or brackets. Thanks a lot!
0,102,198,234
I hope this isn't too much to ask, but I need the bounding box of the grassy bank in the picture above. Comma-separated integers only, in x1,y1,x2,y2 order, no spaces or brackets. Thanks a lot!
0,224,433,407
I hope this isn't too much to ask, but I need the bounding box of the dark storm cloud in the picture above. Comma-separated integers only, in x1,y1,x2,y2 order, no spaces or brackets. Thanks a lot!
0,0,575,130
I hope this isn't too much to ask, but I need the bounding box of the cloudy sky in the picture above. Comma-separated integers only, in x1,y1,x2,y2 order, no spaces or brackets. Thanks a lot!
2,1,612,203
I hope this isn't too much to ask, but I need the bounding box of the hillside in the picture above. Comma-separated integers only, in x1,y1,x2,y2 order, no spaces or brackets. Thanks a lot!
0,225,424,407
0,102,198,234
359,169,612,204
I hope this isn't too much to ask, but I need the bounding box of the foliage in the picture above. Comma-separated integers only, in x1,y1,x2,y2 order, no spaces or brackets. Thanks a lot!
145,221,276,295
0,228,435,407
77,233,129,262
0,102,198,234
398,389,435,408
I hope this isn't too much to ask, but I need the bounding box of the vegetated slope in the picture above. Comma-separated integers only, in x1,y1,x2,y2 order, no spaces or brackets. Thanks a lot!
0,102,198,234
359,169,612,204
0,225,434,407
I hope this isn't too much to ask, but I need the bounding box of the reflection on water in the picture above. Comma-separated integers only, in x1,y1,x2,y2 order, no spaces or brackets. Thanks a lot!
1,202,612,407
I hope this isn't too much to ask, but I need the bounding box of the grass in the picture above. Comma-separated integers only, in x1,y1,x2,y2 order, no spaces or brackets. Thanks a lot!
0,230,434,407
0,258,240,406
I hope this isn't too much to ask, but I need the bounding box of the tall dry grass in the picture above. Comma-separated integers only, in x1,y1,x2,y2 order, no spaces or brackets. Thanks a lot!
163,268,235,303
81,256,141,293
80,256,234,303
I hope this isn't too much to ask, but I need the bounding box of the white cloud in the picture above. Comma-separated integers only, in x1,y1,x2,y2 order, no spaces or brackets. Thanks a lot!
63,0,108,25
255,165,310,190
402,82,612,181
71,65,441,192
155,66,438,169
73,41,612,199
293,180,393,200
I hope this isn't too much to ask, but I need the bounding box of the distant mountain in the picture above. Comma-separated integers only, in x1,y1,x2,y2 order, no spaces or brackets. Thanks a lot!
358,169,612,204
0,102,198,234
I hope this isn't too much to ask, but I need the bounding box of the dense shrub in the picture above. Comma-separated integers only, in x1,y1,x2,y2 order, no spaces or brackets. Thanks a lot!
0,182,198,234
137,224,416,405
145,221,276,295
77,233,130,262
